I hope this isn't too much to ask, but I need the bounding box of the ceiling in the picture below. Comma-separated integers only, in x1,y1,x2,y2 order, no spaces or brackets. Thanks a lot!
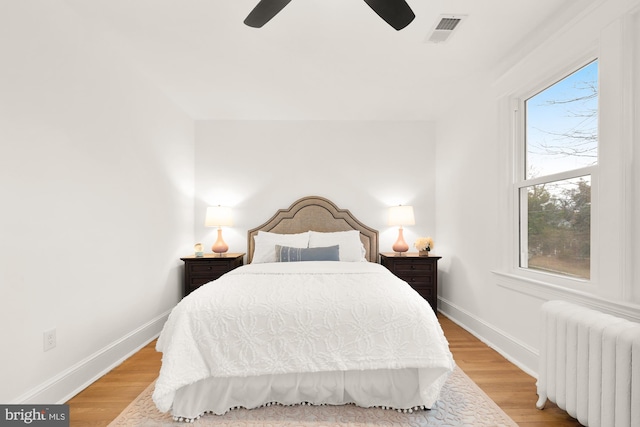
63,0,580,121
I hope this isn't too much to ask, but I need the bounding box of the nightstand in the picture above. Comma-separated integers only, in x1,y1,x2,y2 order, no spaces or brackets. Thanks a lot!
379,252,441,312
180,253,245,297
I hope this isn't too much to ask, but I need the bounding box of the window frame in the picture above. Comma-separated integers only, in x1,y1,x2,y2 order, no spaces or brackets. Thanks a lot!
495,12,637,316
511,57,600,292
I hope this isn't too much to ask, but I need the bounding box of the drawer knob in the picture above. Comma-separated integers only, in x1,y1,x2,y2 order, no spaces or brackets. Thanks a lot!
411,265,415,270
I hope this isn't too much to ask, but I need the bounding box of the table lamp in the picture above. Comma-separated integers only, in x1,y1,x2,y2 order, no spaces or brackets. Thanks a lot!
388,205,415,254
205,206,233,255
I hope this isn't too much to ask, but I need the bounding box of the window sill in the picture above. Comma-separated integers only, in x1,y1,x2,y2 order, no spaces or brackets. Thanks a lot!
492,270,640,322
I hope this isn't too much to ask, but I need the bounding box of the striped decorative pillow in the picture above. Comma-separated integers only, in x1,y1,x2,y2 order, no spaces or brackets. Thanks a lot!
275,245,340,262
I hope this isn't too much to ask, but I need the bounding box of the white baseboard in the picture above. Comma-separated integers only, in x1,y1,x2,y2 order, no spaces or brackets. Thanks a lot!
14,310,171,405
438,298,539,378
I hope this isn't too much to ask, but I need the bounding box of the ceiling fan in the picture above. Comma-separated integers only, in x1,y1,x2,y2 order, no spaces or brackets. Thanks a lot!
244,0,415,31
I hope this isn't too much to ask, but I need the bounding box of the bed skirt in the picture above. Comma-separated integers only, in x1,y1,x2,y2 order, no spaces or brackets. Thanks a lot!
171,367,450,420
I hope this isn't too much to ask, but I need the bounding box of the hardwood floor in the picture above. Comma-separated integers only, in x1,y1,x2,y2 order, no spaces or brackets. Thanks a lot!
438,315,582,427
66,314,583,426
66,341,162,426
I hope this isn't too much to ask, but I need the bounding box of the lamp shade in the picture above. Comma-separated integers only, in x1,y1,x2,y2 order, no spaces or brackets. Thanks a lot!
388,205,415,226
205,206,233,227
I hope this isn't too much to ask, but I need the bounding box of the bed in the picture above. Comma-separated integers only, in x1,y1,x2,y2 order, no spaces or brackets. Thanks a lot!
153,196,455,421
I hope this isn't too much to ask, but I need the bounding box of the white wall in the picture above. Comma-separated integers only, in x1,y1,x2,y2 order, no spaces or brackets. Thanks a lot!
436,0,640,375
0,1,194,403
194,120,437,257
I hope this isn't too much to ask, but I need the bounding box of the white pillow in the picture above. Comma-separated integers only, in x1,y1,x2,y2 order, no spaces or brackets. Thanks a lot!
308,230,367,262
252,231,310,263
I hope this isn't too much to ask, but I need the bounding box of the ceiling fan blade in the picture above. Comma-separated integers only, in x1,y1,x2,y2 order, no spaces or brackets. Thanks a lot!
363,0,415,30
244,0,293,28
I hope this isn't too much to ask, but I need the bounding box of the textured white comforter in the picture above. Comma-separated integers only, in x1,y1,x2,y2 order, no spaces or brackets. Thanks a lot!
152,261,455,413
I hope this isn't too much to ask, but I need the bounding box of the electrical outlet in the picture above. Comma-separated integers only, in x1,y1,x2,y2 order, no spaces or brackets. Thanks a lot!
43,329,56,351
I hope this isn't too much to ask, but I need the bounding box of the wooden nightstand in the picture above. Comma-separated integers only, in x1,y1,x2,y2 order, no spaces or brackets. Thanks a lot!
379,252,441,312
180,253,245,297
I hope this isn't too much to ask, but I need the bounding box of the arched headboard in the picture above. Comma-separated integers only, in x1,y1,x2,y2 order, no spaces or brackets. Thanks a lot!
247,196,379,263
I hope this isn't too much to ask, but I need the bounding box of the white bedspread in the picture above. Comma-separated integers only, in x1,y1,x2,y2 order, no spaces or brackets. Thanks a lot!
152,261,454,413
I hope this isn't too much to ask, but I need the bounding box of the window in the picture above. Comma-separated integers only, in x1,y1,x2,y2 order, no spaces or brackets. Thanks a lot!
517,60,598,281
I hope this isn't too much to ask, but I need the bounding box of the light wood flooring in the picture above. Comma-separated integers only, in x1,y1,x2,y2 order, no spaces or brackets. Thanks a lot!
439,315,581,427
66,314,583,426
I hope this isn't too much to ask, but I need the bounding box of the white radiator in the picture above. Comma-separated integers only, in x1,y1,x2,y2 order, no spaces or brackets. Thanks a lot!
536,300,640,427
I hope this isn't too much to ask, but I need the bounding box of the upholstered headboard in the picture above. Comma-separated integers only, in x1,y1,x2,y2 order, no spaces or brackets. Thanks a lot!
247,196,379,263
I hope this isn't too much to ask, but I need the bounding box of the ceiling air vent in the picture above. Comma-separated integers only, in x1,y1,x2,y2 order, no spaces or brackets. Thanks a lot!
425,14,467,44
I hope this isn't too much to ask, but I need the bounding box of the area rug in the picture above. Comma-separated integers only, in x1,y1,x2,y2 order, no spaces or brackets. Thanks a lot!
108,366,517,426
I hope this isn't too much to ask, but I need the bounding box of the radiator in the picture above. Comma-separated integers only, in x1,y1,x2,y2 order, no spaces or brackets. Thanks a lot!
536,300,640,427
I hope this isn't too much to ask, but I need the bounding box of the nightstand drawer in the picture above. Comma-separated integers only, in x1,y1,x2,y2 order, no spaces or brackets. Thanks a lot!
189,262,232,276
401,274,433,287
188,276,216,288
392,260,434,274
185,277,218,297
412,286,434,300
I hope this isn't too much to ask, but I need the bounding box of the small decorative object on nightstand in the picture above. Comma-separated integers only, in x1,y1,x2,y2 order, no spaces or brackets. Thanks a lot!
414,236,434,257
380,252,441,312
194,243,204,257
180,253,244,297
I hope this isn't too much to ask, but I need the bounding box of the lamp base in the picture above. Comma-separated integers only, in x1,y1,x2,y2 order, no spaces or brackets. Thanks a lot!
212,228,229,256
392,227,409,254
